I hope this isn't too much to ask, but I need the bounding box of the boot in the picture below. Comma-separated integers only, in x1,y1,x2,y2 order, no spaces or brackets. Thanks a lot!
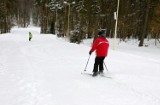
92,72,98,77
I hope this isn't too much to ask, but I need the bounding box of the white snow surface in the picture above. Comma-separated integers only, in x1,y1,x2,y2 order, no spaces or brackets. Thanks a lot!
0,26,160,105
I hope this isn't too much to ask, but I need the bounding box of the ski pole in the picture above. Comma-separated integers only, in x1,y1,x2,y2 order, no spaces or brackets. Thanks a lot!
84,55,91,71
103,62,109,71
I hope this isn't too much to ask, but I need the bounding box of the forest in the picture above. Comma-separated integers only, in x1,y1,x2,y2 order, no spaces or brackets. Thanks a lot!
0,0,160,46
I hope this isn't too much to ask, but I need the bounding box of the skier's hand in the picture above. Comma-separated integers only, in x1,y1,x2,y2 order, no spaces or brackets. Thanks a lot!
89,51,92,55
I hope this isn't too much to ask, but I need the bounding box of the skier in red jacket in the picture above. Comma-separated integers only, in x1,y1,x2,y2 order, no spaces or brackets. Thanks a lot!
89,31,109,76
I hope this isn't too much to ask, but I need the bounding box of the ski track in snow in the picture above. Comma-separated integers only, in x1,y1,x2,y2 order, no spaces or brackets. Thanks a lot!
81,72,160,105
0,27,160,105
20,38,160,105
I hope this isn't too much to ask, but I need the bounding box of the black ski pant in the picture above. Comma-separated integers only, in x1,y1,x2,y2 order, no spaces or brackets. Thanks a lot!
93,56,105,73
29,38,32,41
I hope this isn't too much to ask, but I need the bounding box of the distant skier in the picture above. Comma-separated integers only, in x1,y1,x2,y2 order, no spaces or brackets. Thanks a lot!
29,32,32,41
89,31,109,76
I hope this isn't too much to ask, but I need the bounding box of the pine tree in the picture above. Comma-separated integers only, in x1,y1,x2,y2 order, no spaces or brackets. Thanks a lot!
150,4,160,33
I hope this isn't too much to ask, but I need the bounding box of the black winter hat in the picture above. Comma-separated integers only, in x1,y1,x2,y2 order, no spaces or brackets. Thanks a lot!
98,32,103,36
98,32,106,37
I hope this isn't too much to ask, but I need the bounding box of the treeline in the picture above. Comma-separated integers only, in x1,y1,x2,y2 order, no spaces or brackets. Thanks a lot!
0,0,35,33
0,0,160,46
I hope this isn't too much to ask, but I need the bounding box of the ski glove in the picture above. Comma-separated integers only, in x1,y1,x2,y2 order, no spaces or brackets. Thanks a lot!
89,51,92,55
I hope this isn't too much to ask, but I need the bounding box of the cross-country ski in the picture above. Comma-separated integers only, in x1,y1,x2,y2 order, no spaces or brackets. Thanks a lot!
81,72,112,79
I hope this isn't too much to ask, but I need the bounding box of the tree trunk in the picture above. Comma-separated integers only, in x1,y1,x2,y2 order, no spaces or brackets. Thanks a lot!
139,0,151,47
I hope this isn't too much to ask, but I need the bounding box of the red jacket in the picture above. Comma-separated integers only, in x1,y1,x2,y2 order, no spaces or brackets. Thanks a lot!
90,37,109,57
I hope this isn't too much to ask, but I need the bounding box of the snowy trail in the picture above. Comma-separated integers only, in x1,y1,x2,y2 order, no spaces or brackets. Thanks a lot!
0,27,160,105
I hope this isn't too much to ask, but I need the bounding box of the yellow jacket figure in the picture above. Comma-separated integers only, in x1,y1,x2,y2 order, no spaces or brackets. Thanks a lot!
29,32,32,41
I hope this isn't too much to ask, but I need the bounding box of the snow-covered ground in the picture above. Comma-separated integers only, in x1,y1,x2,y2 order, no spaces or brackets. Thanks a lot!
0,26,160,105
